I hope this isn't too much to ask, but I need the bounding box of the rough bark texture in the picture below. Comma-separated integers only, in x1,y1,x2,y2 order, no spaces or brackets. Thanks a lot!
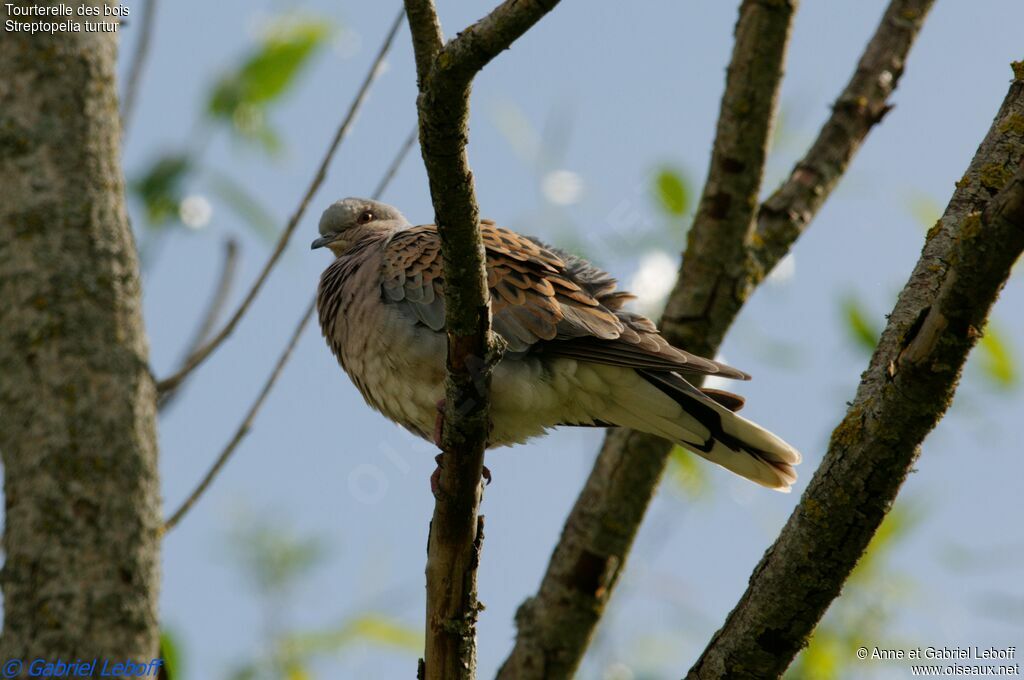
497,2,795,676
688,69,1024,680
0,1,161,663
677,0,797,344
403,1,561,678
499,1,934,677
665,0,933,356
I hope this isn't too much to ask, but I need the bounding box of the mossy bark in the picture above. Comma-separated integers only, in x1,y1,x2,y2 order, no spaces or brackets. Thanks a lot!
499,1,935,677
498,1,797,676
402,1,562,678
687,71,1024,679
0,1,161,664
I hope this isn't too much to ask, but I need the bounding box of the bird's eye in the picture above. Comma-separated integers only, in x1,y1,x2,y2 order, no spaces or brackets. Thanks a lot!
357,210,374,224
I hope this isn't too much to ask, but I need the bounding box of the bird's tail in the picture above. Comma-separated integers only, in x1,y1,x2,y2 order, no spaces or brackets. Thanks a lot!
600,369,801,491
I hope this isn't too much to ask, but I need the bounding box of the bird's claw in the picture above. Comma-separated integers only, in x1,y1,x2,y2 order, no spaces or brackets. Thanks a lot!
430,452,491,496
431,398,491,494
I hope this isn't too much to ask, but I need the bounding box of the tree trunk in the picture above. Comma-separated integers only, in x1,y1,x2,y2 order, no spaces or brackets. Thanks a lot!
0,2,161,664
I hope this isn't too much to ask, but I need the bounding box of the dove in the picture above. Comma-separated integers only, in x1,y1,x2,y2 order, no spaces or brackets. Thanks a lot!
312,198,801,491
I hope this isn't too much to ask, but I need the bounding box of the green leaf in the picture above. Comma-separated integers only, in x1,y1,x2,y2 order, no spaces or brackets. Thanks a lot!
344,615,423,652
159,629,182,680
849,503,921,585
840,295,880,355
978,323,1018,389
130,154,192,226
788,628,842,680
228,517,327,595
652,167,691,216
282,615,423,656
207,171,279,242
667,446,707,498
208,18,331,121
285,664,313,680
903,189,943,231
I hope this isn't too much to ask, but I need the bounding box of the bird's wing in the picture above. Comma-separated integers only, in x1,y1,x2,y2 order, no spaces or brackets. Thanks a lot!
380,222,746,379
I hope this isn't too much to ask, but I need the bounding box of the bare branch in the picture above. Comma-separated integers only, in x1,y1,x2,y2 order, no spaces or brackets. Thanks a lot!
371,125,418,200
163,297,314,533
663,0,934,356
688,73,1024,679
162,129,418,533
158,237,240,412
748,0,935,286
404,0,443,86
500,1,934,676
121,0,159,135
403,1,562,678
155,8,406,395
436,0,561,84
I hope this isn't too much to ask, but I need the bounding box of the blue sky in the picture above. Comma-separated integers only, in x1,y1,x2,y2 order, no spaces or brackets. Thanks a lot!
118,1,1024,677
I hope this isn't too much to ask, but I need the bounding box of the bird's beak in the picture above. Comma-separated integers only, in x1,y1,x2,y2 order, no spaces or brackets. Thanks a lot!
311,234,335,250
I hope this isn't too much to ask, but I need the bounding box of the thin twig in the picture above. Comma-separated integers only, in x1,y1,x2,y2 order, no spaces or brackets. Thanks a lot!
688,77,1024,679
499,1,935,677
402,1,562,678
163,298,314,533
371,133,418,201
372,125,418,200
121,0,159,135
158,237,240,412
162,129,418,533
155,7,406,395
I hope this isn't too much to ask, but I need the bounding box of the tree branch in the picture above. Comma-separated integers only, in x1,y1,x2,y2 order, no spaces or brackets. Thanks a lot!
688,71,1024,679
155,7,405,395
163,297,314,533
663,0,934,356
162,131,418,533
158,237,239,412
1,6,161,661
746,0,934,287
436,0,561,83
499,1,934,677
372,125,419,200
403,1,561,678
121,0,159,136
404,0,443,86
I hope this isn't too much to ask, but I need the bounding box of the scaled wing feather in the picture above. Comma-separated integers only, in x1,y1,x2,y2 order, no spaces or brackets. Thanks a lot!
379,222,746,379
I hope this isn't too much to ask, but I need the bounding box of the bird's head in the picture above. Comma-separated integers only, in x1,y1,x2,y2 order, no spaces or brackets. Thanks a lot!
311,197,408,256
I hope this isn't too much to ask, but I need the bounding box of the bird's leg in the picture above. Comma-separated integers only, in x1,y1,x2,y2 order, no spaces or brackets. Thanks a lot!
430,399,491,494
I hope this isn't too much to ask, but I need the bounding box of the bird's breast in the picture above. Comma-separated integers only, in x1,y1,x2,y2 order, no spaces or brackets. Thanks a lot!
325,272,446,440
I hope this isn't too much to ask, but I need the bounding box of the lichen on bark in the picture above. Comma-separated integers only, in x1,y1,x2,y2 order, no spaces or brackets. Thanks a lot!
0,2,161,663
